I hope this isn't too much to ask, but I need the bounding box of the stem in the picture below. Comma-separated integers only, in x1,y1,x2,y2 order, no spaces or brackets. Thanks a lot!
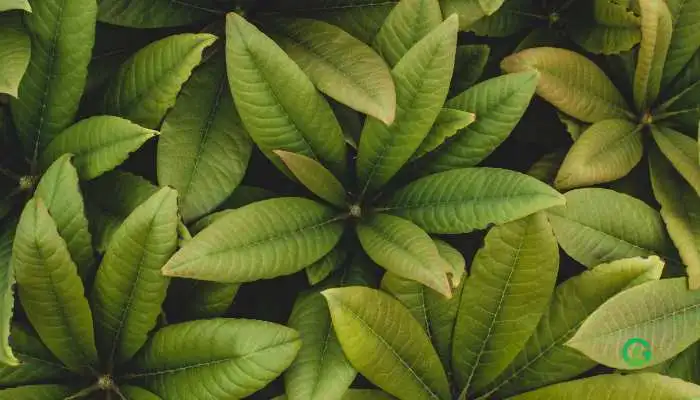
64,384,100,400
0,167,20,181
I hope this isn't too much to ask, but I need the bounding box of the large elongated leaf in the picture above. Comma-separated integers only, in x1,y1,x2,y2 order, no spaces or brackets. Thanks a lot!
226,13,347,177
510,373,700,399
41,116,158,180
101,33,216,129
35,155,94,281
356,15,458,194
157,54,252,223
0,222,15,366
555,119,644,190
97,0,222,28
650,149,700,289
322,287,451,400
382,168,565,234
269,18,396,124
566,0,642,55
0,324,72,387
634,0,673,111
662,0,700,87
479,257,665,398
275,150,347,208
0,0,31,12
126,319,301,400
567,277,700,369
162,198,344,282
547,188,673,267
0,22,30,98
652,125,700,195
12,199,98,374
424,71,539,172
452,213,558,394
371,0,442,67
644,340,700,383
0,385,75,400
501,47,632,123
357,213,453,297
9,0,96,156
91,188,178,366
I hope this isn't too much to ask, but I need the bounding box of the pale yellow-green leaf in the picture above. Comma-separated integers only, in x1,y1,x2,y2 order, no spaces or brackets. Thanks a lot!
412,109,476,160
275,150,347,208
634,0,673,111
652,125,700,196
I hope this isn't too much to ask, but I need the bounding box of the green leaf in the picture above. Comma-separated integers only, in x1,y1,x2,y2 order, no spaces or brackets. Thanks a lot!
634,0,673,111
501,47,633,123
12,199,98,374
97,0,221,28
566,0,642,55
357,15,458,194
547,188,672,268
91,188,178,366
450,44,490,96
120,385,162,400
157,54,252,223
40,116,158,180
126,319,301,400
644,340,700,383
423,71,539,171
567,277,700,370
225,13,347,177
35,155,94,281
555,119,644,190
83,171,158,252
101,33,217,129
661,0,700,88
357,213,453,297
162,198,344,282
0,0,30,12
371,0,443,67
527,151,567,184
652,125,700,196
0,220,16,366
434,238,466,287
166,279,240,321
452,213,558,394
306,244,349,286
9,0,96,156
217,185,277,211
650,148,700,289
284,290,356,400
381,271,464,373
412,109,476,160
275,150,347,208
510,373,700,399
0,385,75,400
322,287,451,400
0,323,72,387
468,0,537,37
479,257,665,398
382,168,565,234
440,0,488,31
269,17,396,124
0,23,30,98
342,390,397,400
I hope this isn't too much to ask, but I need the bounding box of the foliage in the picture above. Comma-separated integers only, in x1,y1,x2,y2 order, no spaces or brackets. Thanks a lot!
0,0,699,399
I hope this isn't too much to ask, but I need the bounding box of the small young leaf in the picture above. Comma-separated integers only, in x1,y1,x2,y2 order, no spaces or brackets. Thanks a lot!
383,168,565,234
306,245,349,285
652,125,700,196
634,0,672,111
225,12,347,177
9,0,96,156
12,199,98,374
0,385,75,399
157,54,252,223
371,0,442,67
450,44,490,95
566,0,642,55
528,151,567,184
479,257,665,398
322,287,451,400
167,279,240,322
434,238,466,287
509,373,700,399
650,148,700,289
162,198,344,282
0,222,16,366
357,213,453,297
97,0,221,28
412,109,476,160
40,116,158,180
270,17,396,124
555,119,644,190
357,15,458,194
101,33,217,129
91,188,178,366
452,213,558,393
0,23,30,98
126,319,301,400
501,47,632,123
547,188,673,267
275,150,347,208
567,278,700,370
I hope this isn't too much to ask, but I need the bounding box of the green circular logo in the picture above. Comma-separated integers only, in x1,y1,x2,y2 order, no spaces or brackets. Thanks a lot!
621,338,652,367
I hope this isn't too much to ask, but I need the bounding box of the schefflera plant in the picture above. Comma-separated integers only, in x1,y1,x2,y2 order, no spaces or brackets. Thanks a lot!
0,156,301,400
160,5,565,299
501,0,700,288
